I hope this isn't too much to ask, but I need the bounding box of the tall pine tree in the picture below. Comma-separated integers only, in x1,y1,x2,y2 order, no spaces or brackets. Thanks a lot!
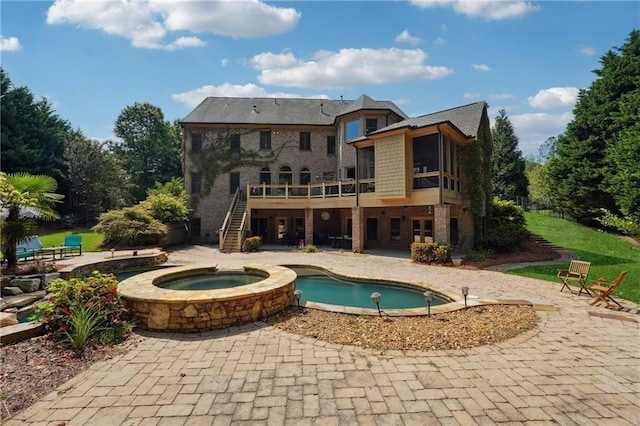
548,30,640,223
491,109,528,199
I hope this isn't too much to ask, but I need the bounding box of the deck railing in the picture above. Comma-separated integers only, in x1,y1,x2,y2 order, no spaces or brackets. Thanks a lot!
247,181,357,200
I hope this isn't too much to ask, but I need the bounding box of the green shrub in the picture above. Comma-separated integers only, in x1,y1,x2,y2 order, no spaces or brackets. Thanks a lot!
242,236,263,252
139,192,189,223
302,244,319,253
595,208,640,238
92,207,167,247
466,249,494,262
411,242,452,264
478,198,529,253
36,271,131,351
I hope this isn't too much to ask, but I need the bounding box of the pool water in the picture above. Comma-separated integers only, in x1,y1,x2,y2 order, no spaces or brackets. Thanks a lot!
292,271,447,309
155,271,264,291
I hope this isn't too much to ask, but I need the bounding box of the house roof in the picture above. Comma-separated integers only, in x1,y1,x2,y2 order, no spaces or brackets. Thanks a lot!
336,94,408,120
180,95,407,126
372,101,487,138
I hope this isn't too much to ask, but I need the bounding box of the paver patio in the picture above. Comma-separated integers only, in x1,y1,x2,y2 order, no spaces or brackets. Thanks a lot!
5,246,640,425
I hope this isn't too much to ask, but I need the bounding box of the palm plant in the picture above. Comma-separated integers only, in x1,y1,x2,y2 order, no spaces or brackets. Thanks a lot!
0,172,63,271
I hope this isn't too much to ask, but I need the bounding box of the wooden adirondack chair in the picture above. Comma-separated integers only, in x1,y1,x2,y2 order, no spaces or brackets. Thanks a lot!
557,260,592,295
589,271,627,310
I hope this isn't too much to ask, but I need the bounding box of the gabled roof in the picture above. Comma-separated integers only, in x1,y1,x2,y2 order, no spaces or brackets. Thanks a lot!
336,94,408,120
372,101,487,138
180,95,408,126
180,97,347,126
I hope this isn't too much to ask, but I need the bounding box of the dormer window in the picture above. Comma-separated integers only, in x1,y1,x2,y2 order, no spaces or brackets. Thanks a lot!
365,118,377,134
346,119,360,140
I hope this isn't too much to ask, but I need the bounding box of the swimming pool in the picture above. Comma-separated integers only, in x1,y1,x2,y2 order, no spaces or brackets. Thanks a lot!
288,266,448,309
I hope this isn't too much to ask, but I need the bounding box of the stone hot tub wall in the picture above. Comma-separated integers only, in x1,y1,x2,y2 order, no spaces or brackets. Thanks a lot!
118,264,296,332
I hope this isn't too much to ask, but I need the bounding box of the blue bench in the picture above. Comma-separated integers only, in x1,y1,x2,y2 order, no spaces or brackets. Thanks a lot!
0,235,58,263
60,235,82,256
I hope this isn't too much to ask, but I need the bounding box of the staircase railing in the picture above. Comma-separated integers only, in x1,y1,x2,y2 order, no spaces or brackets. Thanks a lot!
236,210,247,252
219,188,242,251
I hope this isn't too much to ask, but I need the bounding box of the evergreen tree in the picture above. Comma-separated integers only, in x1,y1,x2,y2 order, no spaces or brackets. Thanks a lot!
548,30,640,223
491,109,528,199
1,68,71,184
111,102,182,201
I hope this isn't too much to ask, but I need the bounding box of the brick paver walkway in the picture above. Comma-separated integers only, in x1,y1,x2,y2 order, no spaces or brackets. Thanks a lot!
6,247,640,425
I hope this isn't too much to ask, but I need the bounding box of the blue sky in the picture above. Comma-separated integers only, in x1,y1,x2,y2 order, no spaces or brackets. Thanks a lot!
1,1,638,157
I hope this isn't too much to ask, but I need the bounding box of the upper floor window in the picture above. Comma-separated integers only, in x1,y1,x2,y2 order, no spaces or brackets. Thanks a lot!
358,146,375,179
230,134,241,154
260,167,271,184
300,167,311,185
346,119,360,140
229,172,240,194
365,118,377,134
191,172,202,195
346,167,356,180
299,132,311,150
260,131,271,150
279,166,293,185
191,134,202,153
413,134,439,173
327,136,336,155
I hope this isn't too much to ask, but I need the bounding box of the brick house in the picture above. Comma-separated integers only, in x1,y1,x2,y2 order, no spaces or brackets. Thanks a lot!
180,95,491,253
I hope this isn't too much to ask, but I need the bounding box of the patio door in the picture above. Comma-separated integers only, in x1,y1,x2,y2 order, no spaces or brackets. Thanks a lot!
411,218,433,244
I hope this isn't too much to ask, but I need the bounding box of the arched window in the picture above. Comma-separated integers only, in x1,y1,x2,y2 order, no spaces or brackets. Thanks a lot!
278,166,293,185
260,167,271,185
300,167,311,185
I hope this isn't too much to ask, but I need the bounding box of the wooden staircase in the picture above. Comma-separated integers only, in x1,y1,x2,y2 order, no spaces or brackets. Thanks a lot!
221,198,247,253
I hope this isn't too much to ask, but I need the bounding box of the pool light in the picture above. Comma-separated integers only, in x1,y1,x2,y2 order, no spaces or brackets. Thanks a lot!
370,292,382,317
461,286,469,308
294,289,302,309
424,291,433,317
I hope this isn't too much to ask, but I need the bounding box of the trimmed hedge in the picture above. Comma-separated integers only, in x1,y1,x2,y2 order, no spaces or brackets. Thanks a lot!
411,242,452,264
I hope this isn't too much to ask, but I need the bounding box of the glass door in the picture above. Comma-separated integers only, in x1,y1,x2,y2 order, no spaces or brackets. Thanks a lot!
412,218,433,244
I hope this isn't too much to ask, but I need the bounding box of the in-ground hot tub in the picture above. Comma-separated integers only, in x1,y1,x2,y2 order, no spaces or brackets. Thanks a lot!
118,264,296,332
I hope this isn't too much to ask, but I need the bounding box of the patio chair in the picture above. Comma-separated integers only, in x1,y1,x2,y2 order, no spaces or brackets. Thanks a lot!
557,260,592,295
589,271,627,310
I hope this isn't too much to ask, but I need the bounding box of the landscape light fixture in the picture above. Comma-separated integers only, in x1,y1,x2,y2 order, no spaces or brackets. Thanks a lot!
424,291,433,317
294,289,302,309
110,248,115,258
371,292,382,317
461,286,469,308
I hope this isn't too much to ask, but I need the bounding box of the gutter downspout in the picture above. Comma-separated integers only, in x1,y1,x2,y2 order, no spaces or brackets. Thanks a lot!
437,124,443,206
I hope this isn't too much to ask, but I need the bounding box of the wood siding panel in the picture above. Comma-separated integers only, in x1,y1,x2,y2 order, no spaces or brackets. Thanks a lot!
375,135,407,199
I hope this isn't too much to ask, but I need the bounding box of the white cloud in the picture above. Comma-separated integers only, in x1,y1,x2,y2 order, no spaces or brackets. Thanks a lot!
395,30,421,45
579,46,596,56
171,83,326,109
252,48,453,89
489,93,515,100
528,87,579,109
221,58,229,67
510,111,573,155
410,0,538,21
46,0,300,50
0,35,21,51
434,37,445,45
464,92,481,100
472,63,491,72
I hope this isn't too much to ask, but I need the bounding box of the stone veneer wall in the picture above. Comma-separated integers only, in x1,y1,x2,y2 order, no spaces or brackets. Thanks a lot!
119,264,296,332
125,281,295,332
59,252,169,280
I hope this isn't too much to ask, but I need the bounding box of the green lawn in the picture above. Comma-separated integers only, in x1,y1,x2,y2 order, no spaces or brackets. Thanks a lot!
38,229,104,253
506,212,640,304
